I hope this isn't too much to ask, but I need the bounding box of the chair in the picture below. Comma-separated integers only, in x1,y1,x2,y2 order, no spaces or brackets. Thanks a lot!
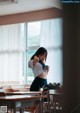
49,88,63,113
41,86,63,113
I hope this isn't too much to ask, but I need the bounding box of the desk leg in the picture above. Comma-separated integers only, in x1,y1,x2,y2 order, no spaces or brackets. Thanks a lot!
38,99,43,113
41,99,44,113
13,104,17,113
14,107,16,113
20,108,24,113
39,100,41,113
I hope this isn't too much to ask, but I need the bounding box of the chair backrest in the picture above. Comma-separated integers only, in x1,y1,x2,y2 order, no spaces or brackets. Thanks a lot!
49,87,63,113
54,86,63,93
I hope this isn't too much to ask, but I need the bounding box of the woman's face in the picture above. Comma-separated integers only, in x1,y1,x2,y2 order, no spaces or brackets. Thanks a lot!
38,52,47,62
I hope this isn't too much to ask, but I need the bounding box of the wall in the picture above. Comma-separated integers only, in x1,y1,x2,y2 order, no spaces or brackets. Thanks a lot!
63,3,80,113
0,8,62,25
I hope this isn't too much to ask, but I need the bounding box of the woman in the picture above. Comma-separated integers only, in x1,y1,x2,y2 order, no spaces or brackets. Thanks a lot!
28,47,49,91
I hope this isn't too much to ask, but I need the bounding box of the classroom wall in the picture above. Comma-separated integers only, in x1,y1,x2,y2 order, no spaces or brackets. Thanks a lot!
0,8,62,25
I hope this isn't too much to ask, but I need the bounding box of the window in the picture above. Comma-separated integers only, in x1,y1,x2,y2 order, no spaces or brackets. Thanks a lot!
25,22,41,84
0,18,63,85
0,24,23,85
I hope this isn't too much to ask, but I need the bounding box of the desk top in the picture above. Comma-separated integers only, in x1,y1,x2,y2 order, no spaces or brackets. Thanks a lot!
0,94,47,101
5,91,42,95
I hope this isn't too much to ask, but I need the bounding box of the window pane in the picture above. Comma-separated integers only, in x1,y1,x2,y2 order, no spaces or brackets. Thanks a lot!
26,50,36,84
46,49,63,84
26,21,41,84
27,21,41,46
0,23,24,85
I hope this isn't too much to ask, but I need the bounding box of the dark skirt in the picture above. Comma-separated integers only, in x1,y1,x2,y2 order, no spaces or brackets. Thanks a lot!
30,76,47,91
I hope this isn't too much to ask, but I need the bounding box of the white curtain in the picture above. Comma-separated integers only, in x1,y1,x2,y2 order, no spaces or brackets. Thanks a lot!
0,24,23,85
40,18,63,84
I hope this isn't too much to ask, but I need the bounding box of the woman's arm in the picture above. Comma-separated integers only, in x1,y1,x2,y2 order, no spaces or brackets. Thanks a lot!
33,56,39,66
28,56,39,68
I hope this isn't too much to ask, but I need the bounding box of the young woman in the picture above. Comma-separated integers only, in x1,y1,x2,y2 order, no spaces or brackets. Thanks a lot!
28,47,49,91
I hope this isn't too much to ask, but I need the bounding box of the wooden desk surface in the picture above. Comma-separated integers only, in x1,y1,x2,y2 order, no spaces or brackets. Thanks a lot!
5,91,42,96
0,94,46,113
0,94,47,101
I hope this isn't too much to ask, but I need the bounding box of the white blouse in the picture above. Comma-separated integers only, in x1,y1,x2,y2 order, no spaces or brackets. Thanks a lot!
28,60,47,77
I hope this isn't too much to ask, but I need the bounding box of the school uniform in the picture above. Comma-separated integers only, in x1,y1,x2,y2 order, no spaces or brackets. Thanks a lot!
28,60,48,91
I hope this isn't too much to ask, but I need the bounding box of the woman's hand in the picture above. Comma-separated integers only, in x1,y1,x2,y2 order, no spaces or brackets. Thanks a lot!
44,65,49,72
34,56,39,62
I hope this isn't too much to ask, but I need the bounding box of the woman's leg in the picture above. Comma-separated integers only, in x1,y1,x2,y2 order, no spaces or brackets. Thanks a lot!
29,77,40,113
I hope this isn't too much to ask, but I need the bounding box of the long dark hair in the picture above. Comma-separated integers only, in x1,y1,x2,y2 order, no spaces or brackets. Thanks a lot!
31,47,47,69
